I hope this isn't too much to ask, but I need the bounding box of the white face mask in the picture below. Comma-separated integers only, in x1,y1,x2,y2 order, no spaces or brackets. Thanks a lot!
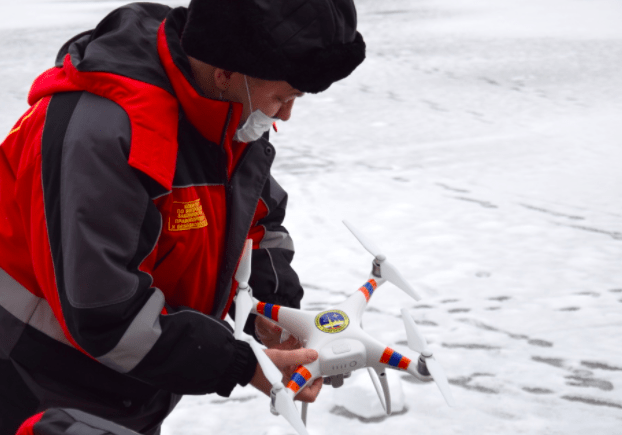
234,76,278,143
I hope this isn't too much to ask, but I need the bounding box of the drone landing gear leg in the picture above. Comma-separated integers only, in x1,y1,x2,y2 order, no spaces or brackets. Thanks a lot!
301,402,308,426
368,367,391,414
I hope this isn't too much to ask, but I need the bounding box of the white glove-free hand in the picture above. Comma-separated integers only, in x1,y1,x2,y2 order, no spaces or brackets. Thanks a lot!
250,347,323,403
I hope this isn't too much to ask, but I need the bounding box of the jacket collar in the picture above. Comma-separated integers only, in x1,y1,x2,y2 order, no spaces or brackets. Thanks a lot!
158,9,244,171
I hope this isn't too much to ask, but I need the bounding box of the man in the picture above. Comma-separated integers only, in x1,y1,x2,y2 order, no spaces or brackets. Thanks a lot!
0,0,365,434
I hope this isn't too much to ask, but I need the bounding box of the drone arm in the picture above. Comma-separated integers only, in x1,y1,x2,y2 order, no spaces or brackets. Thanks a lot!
373,344,440,391
340,277,387,319
285,360,322,399
364,336,416,376
251,302,316,342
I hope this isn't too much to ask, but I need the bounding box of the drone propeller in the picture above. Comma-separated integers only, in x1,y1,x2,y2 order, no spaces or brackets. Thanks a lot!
236,239,253,285
234,239,254,339
343,220,422,301
401,308,456,407
249,341,309,435
343,220,384,259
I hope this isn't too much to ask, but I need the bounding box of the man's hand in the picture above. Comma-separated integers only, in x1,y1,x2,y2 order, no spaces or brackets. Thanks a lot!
255,316,300,350
250,347,323,403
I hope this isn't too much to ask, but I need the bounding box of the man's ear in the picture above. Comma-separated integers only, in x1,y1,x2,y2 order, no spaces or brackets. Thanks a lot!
213,68,232,93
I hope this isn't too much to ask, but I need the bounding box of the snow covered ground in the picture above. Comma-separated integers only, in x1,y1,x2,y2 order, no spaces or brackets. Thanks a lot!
2,0,621,434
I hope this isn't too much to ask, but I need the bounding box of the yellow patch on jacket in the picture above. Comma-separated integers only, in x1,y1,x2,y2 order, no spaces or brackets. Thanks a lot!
168,198,208,231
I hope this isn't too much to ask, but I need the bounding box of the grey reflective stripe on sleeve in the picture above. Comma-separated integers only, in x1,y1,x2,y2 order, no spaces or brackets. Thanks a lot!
97,288,164,373
0,268,74,348
259,228,295,251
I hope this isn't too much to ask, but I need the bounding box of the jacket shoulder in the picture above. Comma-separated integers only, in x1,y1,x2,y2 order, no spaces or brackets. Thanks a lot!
46,91,173,196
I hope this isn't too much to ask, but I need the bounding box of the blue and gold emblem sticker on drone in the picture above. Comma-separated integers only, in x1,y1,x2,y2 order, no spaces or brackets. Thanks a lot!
315,310,350,333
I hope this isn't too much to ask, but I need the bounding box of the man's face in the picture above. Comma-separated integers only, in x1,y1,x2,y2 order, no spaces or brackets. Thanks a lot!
225,73,304,123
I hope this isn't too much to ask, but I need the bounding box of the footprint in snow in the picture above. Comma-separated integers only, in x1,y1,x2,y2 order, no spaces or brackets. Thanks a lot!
458,319,552,347
436,182,469,193
448,308,471,313
561,396,622,410
488,296,511,302
528,339,553,347
519,203,584,220
448,373,499,395
442,343,500,350
530,359,615,392
581,361,622,371
565,375,614,391
329,405,408,423
522,387,554,395
574,291,600,297
453,196,498,209
532,356,565,368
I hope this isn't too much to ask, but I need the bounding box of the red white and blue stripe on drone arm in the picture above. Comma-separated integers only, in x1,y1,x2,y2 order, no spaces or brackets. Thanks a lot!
287,366,313,393
358,279,378,301
256,302,280,321
379,347,411,370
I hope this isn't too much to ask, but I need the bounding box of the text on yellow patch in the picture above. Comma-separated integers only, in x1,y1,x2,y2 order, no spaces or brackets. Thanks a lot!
168,198,208,232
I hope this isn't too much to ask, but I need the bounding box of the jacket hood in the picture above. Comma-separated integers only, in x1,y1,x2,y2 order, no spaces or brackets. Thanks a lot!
53,3,174,94
28,3,243,191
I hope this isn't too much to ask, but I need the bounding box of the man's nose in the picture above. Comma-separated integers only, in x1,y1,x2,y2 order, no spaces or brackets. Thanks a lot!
276,99,295,121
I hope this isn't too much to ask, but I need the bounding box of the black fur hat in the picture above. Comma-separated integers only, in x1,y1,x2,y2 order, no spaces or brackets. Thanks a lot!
181,0,366,93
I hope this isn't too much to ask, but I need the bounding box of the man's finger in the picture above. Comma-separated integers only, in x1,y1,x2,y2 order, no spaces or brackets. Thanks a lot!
270,334,300,351
256,316,281,334
255,316,285,347
266,348,318,370
295,377,323,403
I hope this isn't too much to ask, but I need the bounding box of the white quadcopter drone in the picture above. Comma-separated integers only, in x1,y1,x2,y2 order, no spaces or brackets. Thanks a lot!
234,221,455,435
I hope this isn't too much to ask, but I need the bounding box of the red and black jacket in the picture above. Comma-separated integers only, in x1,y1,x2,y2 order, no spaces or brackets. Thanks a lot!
0,2,303,405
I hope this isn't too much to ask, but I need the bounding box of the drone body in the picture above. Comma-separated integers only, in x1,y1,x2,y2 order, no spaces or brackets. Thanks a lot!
249,278,419,394
234,221,455,435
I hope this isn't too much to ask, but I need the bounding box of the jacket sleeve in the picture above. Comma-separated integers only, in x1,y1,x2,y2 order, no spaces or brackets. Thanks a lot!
39,91,256,396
